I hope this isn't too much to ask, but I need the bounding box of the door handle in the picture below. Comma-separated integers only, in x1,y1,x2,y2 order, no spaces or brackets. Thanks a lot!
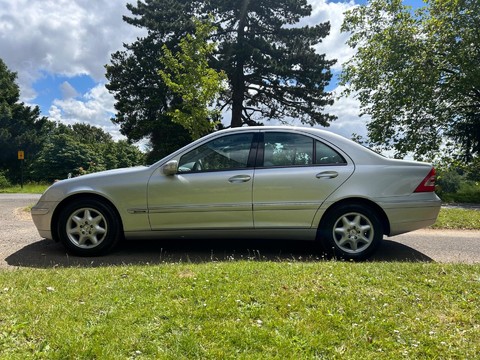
316,171,339,179
228,175,252,183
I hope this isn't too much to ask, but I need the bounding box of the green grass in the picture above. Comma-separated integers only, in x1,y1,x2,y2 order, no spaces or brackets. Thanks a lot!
431,207,480,230
0,183,49,194
0,262,479,359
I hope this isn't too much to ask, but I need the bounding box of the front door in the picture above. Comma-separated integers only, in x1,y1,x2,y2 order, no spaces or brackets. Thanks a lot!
147,132,256,230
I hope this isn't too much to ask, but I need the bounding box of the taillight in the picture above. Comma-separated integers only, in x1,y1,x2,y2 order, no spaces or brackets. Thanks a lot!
414,168,436,192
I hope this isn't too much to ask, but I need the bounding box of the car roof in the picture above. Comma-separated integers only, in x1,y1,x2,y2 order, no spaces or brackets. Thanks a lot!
216,125,347,139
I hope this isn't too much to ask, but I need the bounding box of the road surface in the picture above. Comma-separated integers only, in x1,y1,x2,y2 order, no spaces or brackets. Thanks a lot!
1,194,479,268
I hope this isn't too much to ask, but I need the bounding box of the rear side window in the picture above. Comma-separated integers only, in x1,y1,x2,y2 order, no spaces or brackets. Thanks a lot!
263,133,313,166
262,132,346,167
315,141,346,165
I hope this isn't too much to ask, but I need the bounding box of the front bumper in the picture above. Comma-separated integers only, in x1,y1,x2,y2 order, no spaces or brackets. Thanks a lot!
31,201,58,240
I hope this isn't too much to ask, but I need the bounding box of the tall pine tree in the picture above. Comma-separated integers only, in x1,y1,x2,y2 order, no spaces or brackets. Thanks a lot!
106,0,336,159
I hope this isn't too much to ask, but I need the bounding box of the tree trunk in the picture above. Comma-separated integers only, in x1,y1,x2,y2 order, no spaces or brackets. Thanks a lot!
231,69,244,127
230,0,250,128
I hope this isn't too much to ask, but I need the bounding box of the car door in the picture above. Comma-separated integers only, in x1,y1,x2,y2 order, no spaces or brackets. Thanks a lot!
252,131,354,228
147,132,257,230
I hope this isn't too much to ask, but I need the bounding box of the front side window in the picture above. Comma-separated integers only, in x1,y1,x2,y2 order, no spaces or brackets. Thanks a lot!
178,133,254,173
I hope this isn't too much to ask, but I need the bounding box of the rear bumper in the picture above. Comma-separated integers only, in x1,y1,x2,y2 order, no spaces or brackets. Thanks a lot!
380,194,442,236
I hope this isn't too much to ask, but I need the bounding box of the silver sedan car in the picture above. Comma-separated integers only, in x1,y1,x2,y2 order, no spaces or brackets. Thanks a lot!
32,126,441,260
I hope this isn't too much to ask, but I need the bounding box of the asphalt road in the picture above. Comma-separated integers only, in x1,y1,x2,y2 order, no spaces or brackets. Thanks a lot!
1,193,479,269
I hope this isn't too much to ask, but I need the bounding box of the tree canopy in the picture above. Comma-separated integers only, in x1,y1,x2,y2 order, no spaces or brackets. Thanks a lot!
0,58,145,184
105,0,336,158
30,123,145,182
341,0,480,162
0,58,52,182
159,17,226,140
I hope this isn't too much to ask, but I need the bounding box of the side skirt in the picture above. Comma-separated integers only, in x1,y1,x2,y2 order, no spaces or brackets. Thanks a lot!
124,228,317,241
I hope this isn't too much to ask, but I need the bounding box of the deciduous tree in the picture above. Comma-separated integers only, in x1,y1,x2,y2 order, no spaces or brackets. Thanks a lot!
31,123,145,182
0,58,52,182
159,17,226,140
341,0,480,162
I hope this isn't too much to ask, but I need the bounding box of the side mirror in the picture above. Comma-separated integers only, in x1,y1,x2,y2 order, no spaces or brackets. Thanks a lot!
162,160,178,176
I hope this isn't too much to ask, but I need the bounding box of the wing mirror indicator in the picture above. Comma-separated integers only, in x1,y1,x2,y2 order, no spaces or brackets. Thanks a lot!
162,160,178,176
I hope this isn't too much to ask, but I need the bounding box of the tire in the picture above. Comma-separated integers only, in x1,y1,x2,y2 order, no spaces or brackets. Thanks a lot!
318,204,383,261
57,198,121,256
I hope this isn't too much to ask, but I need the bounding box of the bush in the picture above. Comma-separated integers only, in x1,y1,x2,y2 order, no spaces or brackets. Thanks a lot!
465,157,480,181
439,181,480,203
433,158,480,203
436,170,462,194
0,172,11,189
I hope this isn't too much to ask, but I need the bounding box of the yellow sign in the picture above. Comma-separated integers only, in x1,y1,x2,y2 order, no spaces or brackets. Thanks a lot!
18,151,24,160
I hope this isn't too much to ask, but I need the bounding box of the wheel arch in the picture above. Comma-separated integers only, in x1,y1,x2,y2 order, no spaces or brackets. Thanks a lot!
319,197,391,236
51,193,124,242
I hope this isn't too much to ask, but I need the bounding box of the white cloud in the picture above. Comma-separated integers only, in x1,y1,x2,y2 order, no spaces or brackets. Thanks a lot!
0,0,145,101
296,1,368,139
60,81,79,99
303,0,358,70
48,84,124,140
323,86,370,139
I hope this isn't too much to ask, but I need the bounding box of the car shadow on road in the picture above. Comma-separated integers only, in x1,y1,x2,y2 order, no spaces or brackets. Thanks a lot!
5,237,433,268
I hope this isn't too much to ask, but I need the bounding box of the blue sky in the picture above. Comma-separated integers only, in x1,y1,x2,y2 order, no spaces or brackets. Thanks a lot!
0,0,425,142
33,74,96,111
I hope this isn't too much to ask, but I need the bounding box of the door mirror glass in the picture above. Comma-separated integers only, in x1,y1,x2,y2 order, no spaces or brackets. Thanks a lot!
162,160,178,176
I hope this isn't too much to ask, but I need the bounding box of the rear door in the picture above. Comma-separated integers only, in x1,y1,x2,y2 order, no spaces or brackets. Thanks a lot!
252,130,354,228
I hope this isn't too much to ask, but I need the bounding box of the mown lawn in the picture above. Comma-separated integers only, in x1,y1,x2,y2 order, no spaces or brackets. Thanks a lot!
0,183,50,194
431,207,480,230
1,189,479,358
1,262,479,359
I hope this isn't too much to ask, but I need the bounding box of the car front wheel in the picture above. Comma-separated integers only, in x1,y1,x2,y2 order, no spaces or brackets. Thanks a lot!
319,204,383,260
57,198,121,256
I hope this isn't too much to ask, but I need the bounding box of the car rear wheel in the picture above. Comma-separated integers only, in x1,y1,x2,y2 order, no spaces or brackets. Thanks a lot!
318,204,383,260
57,198,120,256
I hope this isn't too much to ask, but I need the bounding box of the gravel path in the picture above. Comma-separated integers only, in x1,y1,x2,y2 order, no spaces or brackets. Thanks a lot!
0,194,42,268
